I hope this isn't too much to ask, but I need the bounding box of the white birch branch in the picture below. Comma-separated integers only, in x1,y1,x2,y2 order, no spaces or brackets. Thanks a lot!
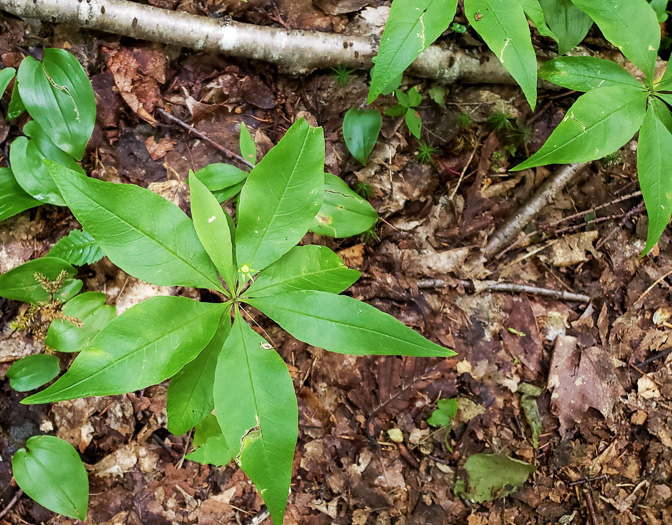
0,0,522,84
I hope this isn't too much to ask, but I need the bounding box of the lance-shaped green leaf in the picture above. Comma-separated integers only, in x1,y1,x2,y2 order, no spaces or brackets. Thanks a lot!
368,0,458,103
240,123,257,166
195,163,248,192
513,85,648,170
0,67,15,96
185,415,233,466
246,245,360,298
7,81,25,120
311,174,378,237
12,435,89,520
0,257,81,304
190,172,236,292
45,292,116,353
213,312,298,524
17,48,96,160
235,119,325,273
47,229,104,266
343,108,382,165
167,309,232,436
46,162,224,291
10,121,85,206
24,297,225,404
0,167,40,222
517,0,558,42
465,0,538,109
539,56,643,92
7,354,60,392
571,0,659,83
248,290,454,357
539,0,592,54
637,101,672,254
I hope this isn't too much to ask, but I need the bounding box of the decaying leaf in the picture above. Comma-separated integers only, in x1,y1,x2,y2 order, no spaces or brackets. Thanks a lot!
455,453,535,503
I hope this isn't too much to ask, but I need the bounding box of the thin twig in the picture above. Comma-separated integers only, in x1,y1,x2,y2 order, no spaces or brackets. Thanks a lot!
484,162,590,259
247,507,270,525
156,108,253,170
634,347,672,368
449,148,477,200
584,490,601,525
634,266,672,306
0,490,23,521
569,474,608,486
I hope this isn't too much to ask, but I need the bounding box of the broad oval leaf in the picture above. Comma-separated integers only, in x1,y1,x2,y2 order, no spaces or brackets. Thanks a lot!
195,163,248,192
539,56,643,92
0,257,81,304
465,0,538,109
248,290,455,357
189,172,236,292
12,435,89,520
0,67,15,97
167,310,232,436
213,312,298,524
7,354,60,392
0,167,40,222
17,48,96,160
46,162,224,291
637,100,672,254
246,245,360,297
311,174,378,238
513,85,648,170
24,296,225,404
570,0,660,83
185,415,233,466
45,292,116,353
47,229,104,266
368,0,459,103
343,108,382,165
539,0,592,54
239,123,257,166
235,119,325,273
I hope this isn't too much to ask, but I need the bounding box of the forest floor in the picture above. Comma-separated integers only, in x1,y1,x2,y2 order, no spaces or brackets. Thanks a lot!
1,1,672,524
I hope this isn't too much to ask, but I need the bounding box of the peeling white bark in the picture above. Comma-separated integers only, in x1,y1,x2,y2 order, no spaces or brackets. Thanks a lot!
0,0,520,85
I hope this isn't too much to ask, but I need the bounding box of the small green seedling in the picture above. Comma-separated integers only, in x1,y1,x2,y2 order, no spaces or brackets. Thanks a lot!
0,118,454,524
342,107,383,165
427,398,458,451
332,65,354,87
385,86,423,139
415,141,439,164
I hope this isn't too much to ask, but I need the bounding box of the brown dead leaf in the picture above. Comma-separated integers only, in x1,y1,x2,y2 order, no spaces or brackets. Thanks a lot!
240,76,276,109
145,136,175,161
548,231,598,267
500,297,543,377
548,335,625,435
338,243,365,267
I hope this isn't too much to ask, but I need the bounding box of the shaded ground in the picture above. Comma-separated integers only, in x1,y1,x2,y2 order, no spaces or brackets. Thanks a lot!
1,2,672,524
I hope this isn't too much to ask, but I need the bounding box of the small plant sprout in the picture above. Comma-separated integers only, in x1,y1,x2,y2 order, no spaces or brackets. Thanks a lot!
331,65,354,87
487,110,516,132
415,141,439,163
355,180,375,200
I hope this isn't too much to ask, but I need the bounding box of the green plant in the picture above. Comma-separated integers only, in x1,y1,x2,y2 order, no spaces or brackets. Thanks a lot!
385,85,423,138
427,398,457,451
342,107,383,165
331,65,354,87
415,141,439,163
487,110,516,132
0,119,454,523
355,180,375,199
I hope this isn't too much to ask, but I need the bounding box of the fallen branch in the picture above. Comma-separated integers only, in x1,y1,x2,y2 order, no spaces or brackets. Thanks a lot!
2,0,529,85
483,162,590,259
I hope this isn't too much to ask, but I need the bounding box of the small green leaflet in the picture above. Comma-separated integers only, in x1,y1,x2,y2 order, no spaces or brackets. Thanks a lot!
195,163,248,191
45,292,116,353
46,161,224,292
405,108,422,138
213,311,298,524
464,0,538,109
235,118,325,273
0,167,40,222
0,67,15,96
248,290,454,357
12,435,89,520
24,297,225,404
0,257,81,304
343,108,382,165
167,310,232,436
186,415,233,466
245,245,360,297
47,229,104,266
368,0,458,103
516,0,558,42
539,56,643,92
539,0,592,54
311,174,378,238
239,122,257,166
637,100,672,254
189,172,236,292
427,398,458,427
17,48,96,160
7,354,60,392
570,0,660,84
513,85,648,170
7,80,25,120
455,453,535,503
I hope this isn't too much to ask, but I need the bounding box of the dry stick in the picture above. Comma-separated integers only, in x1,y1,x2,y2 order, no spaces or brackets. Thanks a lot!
248,508,270,525
483,162,590,260
0,490,23,521
0,0,540,85
416,278,590,303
